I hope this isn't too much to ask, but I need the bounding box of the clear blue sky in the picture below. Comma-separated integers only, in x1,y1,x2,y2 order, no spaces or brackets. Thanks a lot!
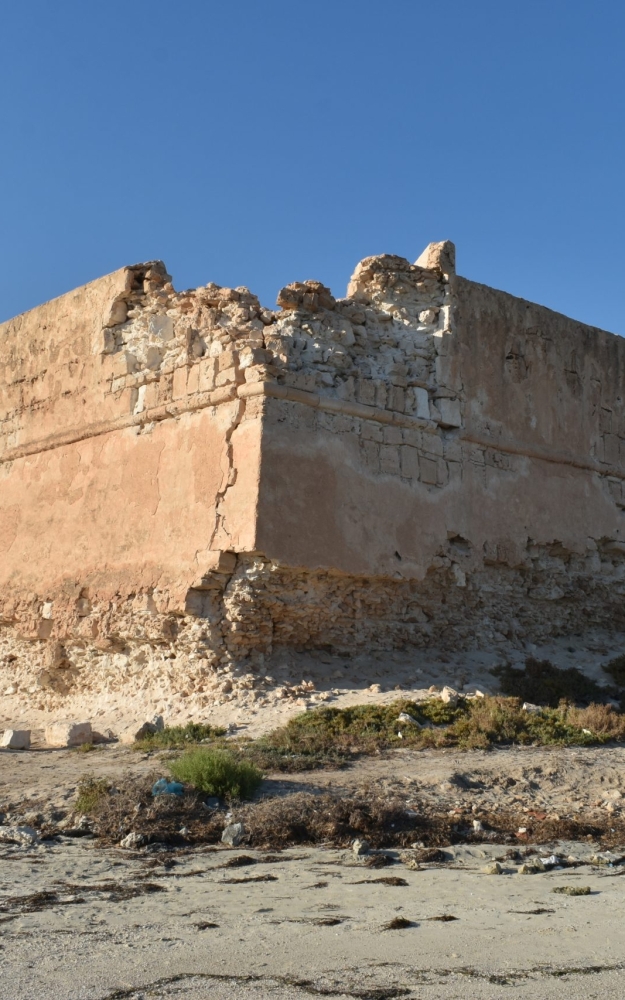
1,1,624,333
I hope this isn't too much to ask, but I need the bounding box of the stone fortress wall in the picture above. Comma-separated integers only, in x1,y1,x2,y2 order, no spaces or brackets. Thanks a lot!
1,242,624,716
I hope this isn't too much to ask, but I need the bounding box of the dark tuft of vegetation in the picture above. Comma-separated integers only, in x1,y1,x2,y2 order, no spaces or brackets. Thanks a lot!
134,722,227,751
383,917,414,930
168,748,263,800
493,657,614,707
603,654,625,687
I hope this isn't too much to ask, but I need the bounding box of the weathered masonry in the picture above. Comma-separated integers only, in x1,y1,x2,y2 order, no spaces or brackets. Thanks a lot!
1,242,624,710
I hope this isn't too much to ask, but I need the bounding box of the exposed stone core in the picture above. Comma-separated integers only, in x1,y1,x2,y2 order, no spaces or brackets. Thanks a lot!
1,243,624,720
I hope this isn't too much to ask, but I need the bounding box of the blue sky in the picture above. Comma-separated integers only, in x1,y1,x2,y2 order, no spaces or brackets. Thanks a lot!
1,1,623,333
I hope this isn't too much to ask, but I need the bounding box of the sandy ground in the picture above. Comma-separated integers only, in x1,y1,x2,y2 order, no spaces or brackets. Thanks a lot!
2,834,625,1000
2,740,625,999
2,741,625,826
3,629,625,998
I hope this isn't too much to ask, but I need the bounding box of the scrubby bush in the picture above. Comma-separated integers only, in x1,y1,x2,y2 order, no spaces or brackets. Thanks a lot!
135,722,227,750
168,748,263,800
75,776,111,814
603,653,625,687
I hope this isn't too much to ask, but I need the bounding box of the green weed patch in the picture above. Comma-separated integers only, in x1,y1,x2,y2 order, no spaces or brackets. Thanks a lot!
134,722,227,751
168,748,262,800
75,777,111,814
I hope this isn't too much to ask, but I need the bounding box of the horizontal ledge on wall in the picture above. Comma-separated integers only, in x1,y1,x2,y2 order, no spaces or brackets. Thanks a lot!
1,380,622,488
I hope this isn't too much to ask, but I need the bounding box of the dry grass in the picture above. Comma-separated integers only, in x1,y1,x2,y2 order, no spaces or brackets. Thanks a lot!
75,775,625,851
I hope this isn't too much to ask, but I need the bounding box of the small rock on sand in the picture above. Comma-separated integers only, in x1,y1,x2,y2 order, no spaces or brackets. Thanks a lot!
0,825,39,845
221,822,245,847
482,861,502,875
120,832,146,849
1,729,31,749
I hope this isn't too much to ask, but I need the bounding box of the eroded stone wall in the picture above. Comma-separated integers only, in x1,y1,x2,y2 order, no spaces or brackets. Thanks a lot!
1,241,625,720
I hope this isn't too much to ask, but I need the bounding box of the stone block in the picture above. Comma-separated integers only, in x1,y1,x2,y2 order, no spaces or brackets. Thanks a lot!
414,240,456,274
383,425,403,445
45,721,92,748
186,364,200,395
400,445,420,480
172,365,188,400
356,379,376,406
422,433,444,458
380,444,401,476
361,439,380,473
1,729,30,749
361,420,384,443
420,457,438,485
413,387,430,420
198,357,217,392
204,550,237,574
438,397,462,428
387,386,405,412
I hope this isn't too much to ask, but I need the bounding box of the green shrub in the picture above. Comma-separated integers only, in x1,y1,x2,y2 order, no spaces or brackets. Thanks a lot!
75,776,111,814
168,748,263,800
134,722,227,750
240,696,625,764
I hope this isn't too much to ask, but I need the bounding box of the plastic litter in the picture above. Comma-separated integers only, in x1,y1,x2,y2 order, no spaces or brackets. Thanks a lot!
542,854,562,868
152,778,184,797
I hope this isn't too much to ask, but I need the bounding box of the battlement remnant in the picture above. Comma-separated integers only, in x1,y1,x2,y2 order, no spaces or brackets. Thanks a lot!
2,242,625,718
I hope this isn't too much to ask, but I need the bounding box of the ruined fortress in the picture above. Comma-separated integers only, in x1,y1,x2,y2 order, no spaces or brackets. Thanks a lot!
1,241,625,720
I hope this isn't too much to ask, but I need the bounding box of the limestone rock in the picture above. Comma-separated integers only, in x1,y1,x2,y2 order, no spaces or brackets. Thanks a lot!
397,712,420,726
276,280,335,313
120,715,165,744
440,686,459,706
1,729,30,749
522,702,542,714
482,861,502,875
221,822,245,847
44,721,92,748
414,240,456,274
0,825,39,845
120,831,146,849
